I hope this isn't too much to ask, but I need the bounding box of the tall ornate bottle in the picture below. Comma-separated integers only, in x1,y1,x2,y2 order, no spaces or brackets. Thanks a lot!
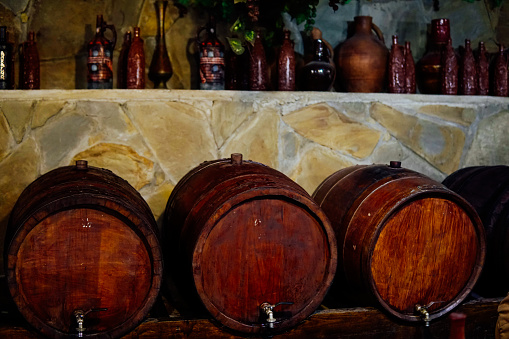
21,31,40,89
301,38,336,91
117,31,131,89
249,30,269,91
441,39,458,95
87,15,116,89
278,30,295,91
149,0,172,88
476,41,489,95
0,26,14,89
416,18,451,94
459,39,477,95
197,16,225,90
388,35,405,93
493,45,508,97
404,41,416,93
127,27,145,89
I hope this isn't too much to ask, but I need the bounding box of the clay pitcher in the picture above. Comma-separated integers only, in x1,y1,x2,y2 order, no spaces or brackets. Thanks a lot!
335,16,388,92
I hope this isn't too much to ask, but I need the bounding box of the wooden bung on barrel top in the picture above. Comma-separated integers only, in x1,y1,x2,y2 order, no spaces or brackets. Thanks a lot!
443,165,509,297
4,160,163,339
163,154,337,334
312,162,485,323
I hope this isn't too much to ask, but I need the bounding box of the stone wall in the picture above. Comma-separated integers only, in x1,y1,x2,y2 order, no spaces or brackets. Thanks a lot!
0,0,506,89
1,90,508,275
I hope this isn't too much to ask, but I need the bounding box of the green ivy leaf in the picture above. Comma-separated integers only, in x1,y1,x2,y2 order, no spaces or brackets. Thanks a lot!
245,30,255,45
226,37,245,55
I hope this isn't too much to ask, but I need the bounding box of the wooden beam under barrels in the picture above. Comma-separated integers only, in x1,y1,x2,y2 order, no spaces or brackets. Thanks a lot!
0,298,501,338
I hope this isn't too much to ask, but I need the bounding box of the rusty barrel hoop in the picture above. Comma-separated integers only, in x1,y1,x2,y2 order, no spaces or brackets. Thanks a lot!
163,154,337,334
4,161,163,339
443,165,509,296
313,163,485,322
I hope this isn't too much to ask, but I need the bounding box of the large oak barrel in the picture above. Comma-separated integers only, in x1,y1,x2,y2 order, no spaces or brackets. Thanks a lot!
312,162,485,323
4,160,163,339
163,154,337,334
443,165,509,296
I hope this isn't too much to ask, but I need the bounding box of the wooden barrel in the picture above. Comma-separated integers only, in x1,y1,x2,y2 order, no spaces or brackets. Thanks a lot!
312,162,485,322
163,154,337,334
443,165,509,296
4,160,163,339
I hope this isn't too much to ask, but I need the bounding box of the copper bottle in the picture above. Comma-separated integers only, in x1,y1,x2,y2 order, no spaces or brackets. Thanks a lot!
249,31,269,91
477,41,489,96
127,27,145,89
388,35,405,94
335,16,388,93
459,39,477,95
21,31,40,89
404,41,416,94
87,15,117,89
441,39,458,95
278,30,296,91
117,31,131,89
493,45,508,97
416,18,451,94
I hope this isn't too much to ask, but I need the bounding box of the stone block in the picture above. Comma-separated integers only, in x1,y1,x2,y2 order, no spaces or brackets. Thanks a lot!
0,112,14,161
0,137,39,275
211,99,254,148
126,101,217,183
32,100,66,128
221,108,279,169
72,143,154,191
289,145,354,195
419,105,476,126
283,103,381,159
371,102,465,174
0,100,34,143
465,110,509,166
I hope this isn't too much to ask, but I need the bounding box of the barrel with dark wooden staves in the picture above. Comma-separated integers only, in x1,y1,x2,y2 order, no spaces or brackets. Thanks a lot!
4,160,163,339
443,165,509,296
163,153,337,334
312,162,485,323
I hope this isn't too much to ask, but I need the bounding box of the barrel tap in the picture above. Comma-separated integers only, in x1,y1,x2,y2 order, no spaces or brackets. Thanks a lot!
260,302,293,328
415,301,442,327
74,308,107,337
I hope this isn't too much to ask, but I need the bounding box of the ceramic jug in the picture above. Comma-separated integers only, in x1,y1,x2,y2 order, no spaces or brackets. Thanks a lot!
335,16,388,93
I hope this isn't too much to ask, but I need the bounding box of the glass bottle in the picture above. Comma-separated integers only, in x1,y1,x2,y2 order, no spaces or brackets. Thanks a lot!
278,30,295,91
388,35,405,93
441,38,458,95
493,45,508,97
459,39,477,95
301,38,336,91
477,41,489,96
197,16,225,90
249,30,269,91
404,41,416,94
416,18,451,94
117,31,131,89
21,31,40,89
87,15,117,89
127,27,145,89
0,26,14,89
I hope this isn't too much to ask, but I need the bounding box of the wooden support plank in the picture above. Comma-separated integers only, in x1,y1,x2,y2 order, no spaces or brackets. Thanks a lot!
0,298,500,338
